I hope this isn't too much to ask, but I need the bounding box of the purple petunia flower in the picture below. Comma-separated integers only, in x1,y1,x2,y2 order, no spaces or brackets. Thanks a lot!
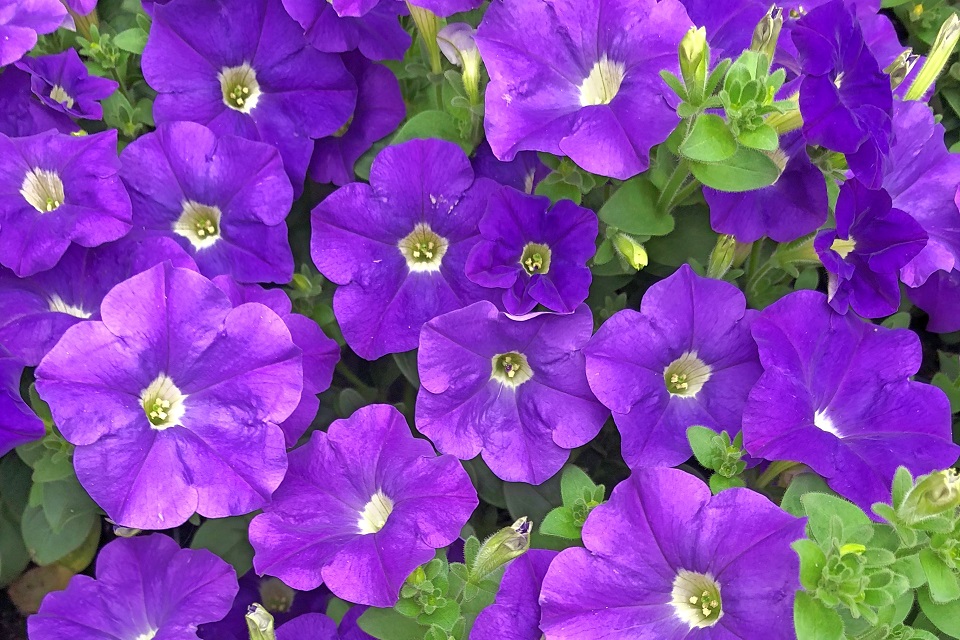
908,268,960,334
309,53,405,186
29,534,238,640
417,302,608,484
120,121,295,284
0,236,195,366
476,0,692,180
540,468,806,639
275,614,339,640
466,187,597,315
0,129,132,277
15,48,117,121
35,262,303,530
814,179,926,318
281,0,411,61
408,0,481,16
792,0,892,188
0,347,44,457
585,264,762,469
142,0,356,191
311,138,496,360
250,404,478,607
213,276,340,447
0,0,66,67
882,100,960,288
0,66,80,138
471,140,548,195
742,290,959,513
705,133,828,243
471,549,557,640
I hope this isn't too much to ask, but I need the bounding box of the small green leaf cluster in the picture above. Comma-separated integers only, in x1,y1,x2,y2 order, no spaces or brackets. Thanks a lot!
686,426,747,493
539,465,605,542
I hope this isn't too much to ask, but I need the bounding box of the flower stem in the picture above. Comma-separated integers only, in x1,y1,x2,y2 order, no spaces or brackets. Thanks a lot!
755,460,801,488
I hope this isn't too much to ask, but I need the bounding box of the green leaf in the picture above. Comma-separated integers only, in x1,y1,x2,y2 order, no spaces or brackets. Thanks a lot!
892,466,914,509
190,515,255,576
21,504,98,566
882,311,912,330
918,588,960,638
39,476,99,533
801,493,873,545
417,599,460,631
463,536,480,568
539,507,581,540
780,473,834,518
0,504,29,587
932,372,960,414
679,114,737,163
114,27,148,54
559,466,596,506
892,554,926,589
358,606,430,640
919,548,960,604
794,591,845,640
689,147,781,192
687,426,720,470
503,475,562,524
792,539,827,591
737,124,779,151
597,177,674,236
708,473,745,493
390,111,473,155
534,178,582,205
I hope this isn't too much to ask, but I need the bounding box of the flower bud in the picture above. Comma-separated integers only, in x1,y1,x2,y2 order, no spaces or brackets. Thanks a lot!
707,234,737,279
679,27,709,102
406,2,444,75
904,13,960,101
884,49,918,90
246,604,277,640
898,469,960,524
469,517,531,581
438,23,483,106
613,233,648,271
750,7,783,69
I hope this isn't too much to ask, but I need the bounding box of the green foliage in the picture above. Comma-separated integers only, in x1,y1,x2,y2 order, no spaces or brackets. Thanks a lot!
190,514,256,576
686,427,747,493
539,465,605,542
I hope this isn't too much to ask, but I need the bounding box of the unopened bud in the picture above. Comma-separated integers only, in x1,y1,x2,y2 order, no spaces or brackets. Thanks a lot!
246,604,276,640
469,517,531,581
612,233,648,271
904,14,960,101
898,469,960,524
679,27,709,103
884,49,918,90
707,234,737,279
406,2,444,75
438,23,483,105
750,7,783,68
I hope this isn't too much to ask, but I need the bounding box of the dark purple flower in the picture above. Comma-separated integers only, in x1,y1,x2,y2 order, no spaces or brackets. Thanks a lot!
471,549,557,640
281,0,411,61
142,0,356,191
471,140,548,194
309,53,405,186
476,0,692,180
0,0,65,67
705,133,828,243
585,264,762,469
466,187,596,315
408,0,481,16
908,268,960,334
63,0,97,15
0,66,80,138
213,276,340,447
121,121,295,284
0,347,44,457
15,48,117,121
882,100,960,287
0,129,132,277
814,179,926,318
276,614,339,640
792,0,892,188
742,290,959,513
250,404,478,607
540,468,806,639
417,302,608,484
35,263,303,529
0,236,195,366
29,534,238,640
311,138,496,360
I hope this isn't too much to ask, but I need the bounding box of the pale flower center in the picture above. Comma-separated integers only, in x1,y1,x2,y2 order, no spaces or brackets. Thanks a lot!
664,352,712,397
140,374,187,430
813,409,842,437
20,168,65,213
671,570,723,629
174,201,222,250
134,631,157,640
219,62,261,113
258,577,296,613
830,237,856,259
398,223,448,273
47,294,91,318
520,242,551,276
358,490,394,534
49,85,75,109
491,351,533,388
579,57,626,106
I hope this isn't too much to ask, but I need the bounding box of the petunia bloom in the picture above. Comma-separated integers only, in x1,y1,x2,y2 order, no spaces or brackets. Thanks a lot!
466,187,597,315
309,53,405,186
585,264,762,469
35,262,303,530
408,0,481,16
540,468,806,639
0,66,80,138
311,138,496,360
0,0,66,67
792,0,892,188
121,121,295,284
29,534,238,640
0,129,132,277
0,347,44,457
471,549,557,640
471,140,548,195
15,48,117,120
281,0,411,61
908,268,960,334
250,404,478,607
742,290,959,513
142,0,356,191
476,0,692,180
417,302,608,484
814,178,926,318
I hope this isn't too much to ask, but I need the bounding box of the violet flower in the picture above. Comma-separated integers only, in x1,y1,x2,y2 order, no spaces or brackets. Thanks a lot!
0,0,66,67
584,264,762,469
281,0,411,61
0,66,80,138
471,549,557,640
0,347,44,457
540,468,806,639
908,268,960,334
0,129,132,277
35,262,304,530
29,534,238,640
417,302,608,484
250,404,478,607
476,0,693,180
15,48,117,120
742,290,959,513
121,121,295,284
408,0,481,16
311,138,496,360
471,140,548,195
